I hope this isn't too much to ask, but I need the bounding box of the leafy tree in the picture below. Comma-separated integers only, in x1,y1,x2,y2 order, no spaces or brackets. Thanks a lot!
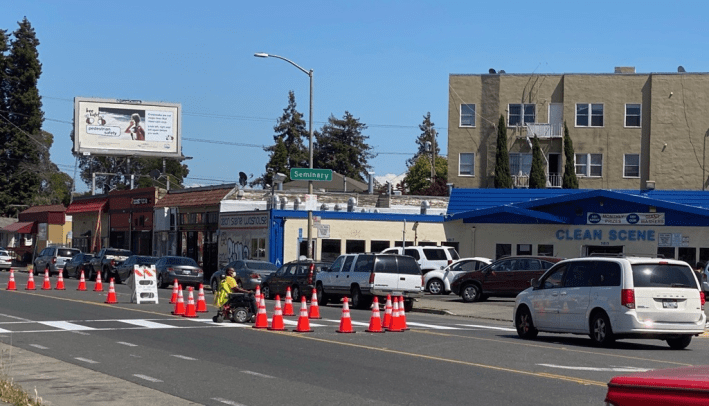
263,91,308,180
562,121,579,189
406,112,439,168
494,115,512,188
404,155,448,195
528,136,546,189
314,111,373,182
262,136,288,187
0,27,11,213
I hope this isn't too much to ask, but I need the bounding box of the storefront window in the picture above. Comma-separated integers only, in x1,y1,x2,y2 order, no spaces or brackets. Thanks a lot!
496,244,512,260
517,244,532,255
657,247,675,260
678,247,696,266
251,238,266,259
321,239,341,263
538,244,554,257
346,240,365,254
370,240,390,253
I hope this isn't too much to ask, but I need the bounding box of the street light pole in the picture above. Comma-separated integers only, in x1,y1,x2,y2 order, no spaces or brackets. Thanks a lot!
255,53,315,259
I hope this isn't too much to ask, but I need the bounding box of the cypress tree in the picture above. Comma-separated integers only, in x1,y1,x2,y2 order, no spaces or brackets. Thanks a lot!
494,115,512,188
407,112,438,168
562,121,579,189
314,111,373,182
263,136,288,187
0,28,11,213
529,136,546,189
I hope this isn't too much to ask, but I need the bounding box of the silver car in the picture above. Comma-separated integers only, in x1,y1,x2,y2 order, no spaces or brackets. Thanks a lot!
0,249,12,270
154,256,204,289
34,246,81,276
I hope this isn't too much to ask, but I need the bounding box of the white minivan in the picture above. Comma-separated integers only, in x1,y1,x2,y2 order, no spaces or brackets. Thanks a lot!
514,256,706,349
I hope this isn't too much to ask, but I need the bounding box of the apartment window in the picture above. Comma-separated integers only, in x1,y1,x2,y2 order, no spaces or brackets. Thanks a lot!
624,154,640,178
625,104,641,127
575,153,603,177
576,103,604,127
460,104,475,127
509,153,532,176
508,104,535,126
459,153,474,176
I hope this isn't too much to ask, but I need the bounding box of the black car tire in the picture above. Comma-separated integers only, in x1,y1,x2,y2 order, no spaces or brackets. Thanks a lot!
291,286,300,302
213,314,224,323
157,273,166,289
211,279,218,295
316,284,329,306
590,312,615,347
403,299,414,312
515,306,538,339
666,335,692,350
102,268,110,284
62,266,67,279
461,283,481,303
351,286,372,309
426,278,444,295
261,284,271,300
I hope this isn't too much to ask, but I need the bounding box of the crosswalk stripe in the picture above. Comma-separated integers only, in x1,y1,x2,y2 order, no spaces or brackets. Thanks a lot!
118,319,178,329
39,321,95,331
405,322,460,330
456,323,516,332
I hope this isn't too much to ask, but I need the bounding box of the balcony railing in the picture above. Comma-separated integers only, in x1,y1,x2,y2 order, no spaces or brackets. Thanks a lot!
523,123,563,138
512,173,562,189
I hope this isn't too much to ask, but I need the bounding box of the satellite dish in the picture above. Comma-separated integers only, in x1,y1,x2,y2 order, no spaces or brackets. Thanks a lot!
238,171,248,187
678,66,686,73
489,68,497,74
149,169,161,180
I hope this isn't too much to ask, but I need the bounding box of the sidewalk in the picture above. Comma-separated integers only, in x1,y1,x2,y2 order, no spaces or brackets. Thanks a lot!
412,296,515,322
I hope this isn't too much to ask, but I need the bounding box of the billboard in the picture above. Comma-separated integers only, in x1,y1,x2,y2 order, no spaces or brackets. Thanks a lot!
74,97,182,158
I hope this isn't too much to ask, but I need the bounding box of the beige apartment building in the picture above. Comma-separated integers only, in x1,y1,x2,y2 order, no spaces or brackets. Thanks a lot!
448,67,709,190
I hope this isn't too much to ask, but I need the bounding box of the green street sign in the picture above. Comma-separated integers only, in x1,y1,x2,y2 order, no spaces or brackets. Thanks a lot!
290,168,333,182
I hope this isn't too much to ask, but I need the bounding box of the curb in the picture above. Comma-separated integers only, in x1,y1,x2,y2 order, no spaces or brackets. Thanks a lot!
411,307,513,323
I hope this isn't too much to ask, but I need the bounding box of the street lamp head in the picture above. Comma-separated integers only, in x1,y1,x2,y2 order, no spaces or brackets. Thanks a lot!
254,53,269,58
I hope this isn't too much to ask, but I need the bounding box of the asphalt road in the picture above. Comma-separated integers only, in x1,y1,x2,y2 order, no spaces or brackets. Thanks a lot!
0,271,707,406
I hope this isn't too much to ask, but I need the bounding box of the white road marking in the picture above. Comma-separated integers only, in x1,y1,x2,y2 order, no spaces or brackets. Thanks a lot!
281,319,327,327
74,357,98,364
0,327,12,333
404,322,460,330
0,313,32,322
117,341,138,347
536,363,652,372
241,370,274,378
71,331,90,336
29,344,48,350
322,319,370,327
39,321,95,331
456,323,517,332
212,397,248,406
133,374,163,383
118,319,177,329
171,354,197,361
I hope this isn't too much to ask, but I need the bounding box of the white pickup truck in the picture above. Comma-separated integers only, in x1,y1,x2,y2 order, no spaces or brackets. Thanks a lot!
315,253,423,311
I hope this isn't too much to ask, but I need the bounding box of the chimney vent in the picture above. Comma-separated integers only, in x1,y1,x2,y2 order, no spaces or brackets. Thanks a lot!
614,66,636,74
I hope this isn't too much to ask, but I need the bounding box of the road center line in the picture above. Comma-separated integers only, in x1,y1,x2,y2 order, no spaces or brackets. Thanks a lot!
29,344,48,350
241,370,274,378
133,374,163,383
456,323,517,332
74,357,98,364
117,341,138,347
171,354,197,361
537,363,652,372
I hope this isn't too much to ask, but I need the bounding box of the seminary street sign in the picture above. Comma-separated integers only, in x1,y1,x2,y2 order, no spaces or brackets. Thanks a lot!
290,168,333,182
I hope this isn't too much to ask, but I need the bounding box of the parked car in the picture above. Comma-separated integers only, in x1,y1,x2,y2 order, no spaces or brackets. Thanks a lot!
114,255,159,283
424,257,492,295
316,253,423,311
260,260,330,302
0,249,12,270
88,248,133,282
381,246,460,274
604,365,709,405
514,256,706,348
451,256,563,302
154,256,204,288
63,253,94,279
33,246,81,276
210,260,278,293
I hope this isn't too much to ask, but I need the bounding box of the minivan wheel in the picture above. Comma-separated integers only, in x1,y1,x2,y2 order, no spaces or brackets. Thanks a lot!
666,335,692,350
427,278,444,295
461,284,481,302
515,307,538,339
590,313,615,346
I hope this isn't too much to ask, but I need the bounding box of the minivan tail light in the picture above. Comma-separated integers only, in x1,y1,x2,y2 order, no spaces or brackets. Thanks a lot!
369,272,375,284
307,263,315,284
701,291,705,311
621,289,635,309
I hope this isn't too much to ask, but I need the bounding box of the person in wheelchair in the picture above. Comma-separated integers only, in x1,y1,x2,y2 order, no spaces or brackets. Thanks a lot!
214,267,257,317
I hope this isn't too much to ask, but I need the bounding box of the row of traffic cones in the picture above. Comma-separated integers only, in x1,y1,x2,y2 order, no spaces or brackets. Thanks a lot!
170,283,209,318
9,267,102,292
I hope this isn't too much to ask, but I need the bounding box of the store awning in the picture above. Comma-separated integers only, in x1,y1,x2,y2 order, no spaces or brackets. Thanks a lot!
66,199,108,214
2,221,36,234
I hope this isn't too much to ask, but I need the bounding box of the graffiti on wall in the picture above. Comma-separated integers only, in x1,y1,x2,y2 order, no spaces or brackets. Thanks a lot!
226,237,251,263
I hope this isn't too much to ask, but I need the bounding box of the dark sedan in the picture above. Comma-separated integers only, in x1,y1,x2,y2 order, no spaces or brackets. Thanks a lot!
63,253,94,279
210,260,278,293
261,260,330,302
154,256,204,288
450,256,564,302
115,255,159,283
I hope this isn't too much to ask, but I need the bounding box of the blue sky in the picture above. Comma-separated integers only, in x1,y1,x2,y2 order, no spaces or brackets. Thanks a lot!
2,1,707,191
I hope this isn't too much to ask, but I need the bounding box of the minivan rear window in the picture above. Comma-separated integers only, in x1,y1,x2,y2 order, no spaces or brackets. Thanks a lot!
58,249,80,258
631,264,698,289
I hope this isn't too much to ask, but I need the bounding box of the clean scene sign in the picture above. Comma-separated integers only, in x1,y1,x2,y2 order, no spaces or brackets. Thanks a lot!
290,168,333,181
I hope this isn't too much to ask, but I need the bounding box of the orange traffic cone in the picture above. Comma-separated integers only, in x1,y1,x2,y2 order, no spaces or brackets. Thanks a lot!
253,296,268,329
93,271,103,291
172,285,185,315
308,288,321,319
196,284,208,312
169,279,179,304
336,296,356,333
387,297,403,332
25,270,36,290
55,271,66,290
283,286,295,316
398,297,409,330
293,296,313,332
268,295,286,331
41,269,52,290
382,294,393,329
182,287,198,318
366,297,384,333
6,268,17,291
77,270,87,291
105,278,118,304
255,285,262,302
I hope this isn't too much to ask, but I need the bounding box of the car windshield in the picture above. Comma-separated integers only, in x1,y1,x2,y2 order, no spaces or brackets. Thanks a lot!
163,257,198,267
106,249,132,256
245,261,277,271
631,263,698,289
135,256,158,265
58,249,80,257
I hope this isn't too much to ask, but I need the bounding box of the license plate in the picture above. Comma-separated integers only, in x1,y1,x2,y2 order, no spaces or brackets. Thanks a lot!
182,270,191,275
662,300,678,309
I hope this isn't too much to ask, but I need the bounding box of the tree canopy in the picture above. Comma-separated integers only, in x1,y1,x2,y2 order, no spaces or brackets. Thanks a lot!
406,112,439,168
562,121,579,189
494,115,512,188
529,136,546,189
314,111,373,182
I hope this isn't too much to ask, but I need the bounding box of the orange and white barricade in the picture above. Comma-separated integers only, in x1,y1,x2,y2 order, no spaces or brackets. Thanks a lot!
130,265,158,304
